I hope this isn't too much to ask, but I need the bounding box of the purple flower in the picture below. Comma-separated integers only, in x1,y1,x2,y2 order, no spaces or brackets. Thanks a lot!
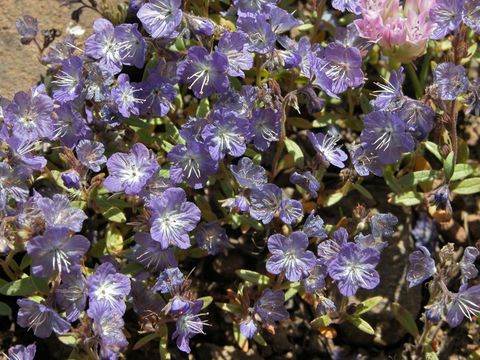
7,343,36,360
172,300,208,353
153,267,184,295
0,161,29,209
36,193,87,232
430,0,464,40
230,157,267,189
104,143,159,195
328,242,380,296
84,63,114,102
446,284,480,327
370,213,398,240
360,111,415,165
463,0,480,33
17,299,70,338
202,109,251,160
217,32,254,77
88,262,131,314
52,56,84,103
290,171,320,197
177,46,229,99
396,100,435,141
412,213,438,250
111,73,143,117
76,139,106,172
61,169,80,189
371,67,405,111
53,103,89,148
307,131,348,168
354,233,387,252
55,267,88,322
303,211,328,239
87,301,128,358
240,317,258,339
215,85,258,118
266,231,316,282
134,232,178,272
349,142,384,177
138,72,176,117
317,227,348,265
168,141,218,189
254,289,289,326
433,62,468,100
279,199,303,224
148,187,201,249
459,246,479,282
233,0,277,14
16,15,38,44
249,184,282,224
316,295,337,315
115,23,147,69
2,134,46,171
302,264,328,293
4,89,54,141
406,246,437,288
250,108,281,151
321,43,364,94
237,14,276,54
185,14,215,36
26,227,90,278
270,7,302,34
137,0,182,39
195,221,230,255
332,0,361,14
85,19,123,74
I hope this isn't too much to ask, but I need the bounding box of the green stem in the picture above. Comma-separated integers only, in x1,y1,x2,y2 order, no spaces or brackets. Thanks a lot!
404,63,423,99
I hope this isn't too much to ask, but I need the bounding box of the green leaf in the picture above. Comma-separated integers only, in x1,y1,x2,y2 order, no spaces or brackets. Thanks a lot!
102,206,126,223
159,334,171,360
0,276,49,296
392,191,423,206
253,333,268,346
352,183,374,201
354,296,384,316
424,141,443,162
284,138,304,168
0,301,12,317
443,152,455,181
287,117,313,129
450,163,474,181
424,344,439,360
391,302,419,337
235,269,272,285
383,166,402,193
57,334,79,346
106,224,123,253
215,302,242,313
452,177,480,195
133,333,160,350
296,23,314,31
198,296,213,309
310,315,331,329
397,170,438,188
346,315,375,335
284,282,300,301
196,98,210,117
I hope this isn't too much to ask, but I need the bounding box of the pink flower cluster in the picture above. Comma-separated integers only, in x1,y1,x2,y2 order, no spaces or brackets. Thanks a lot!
354,0,436,62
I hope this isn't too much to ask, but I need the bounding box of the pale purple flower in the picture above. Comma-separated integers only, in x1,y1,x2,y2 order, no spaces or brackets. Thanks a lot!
279,199,303,224
61,169,80,189
349,142,384,177
172,300,208,353
250,108,281,151
52,56,84,103
430,0,464,39
290,171,320,197
229,157,267,189
354,233,387,252
371,66,405,111
302,264,328,293
307,131,348,168
233,0,277,15
138,72,176,117
185,14,215,36
396,100,435,141
328,242,380,296
137,0,183,39
88,262,131,314
177,46,229,99
36,193,87,232
26,227,90,278
237,14,276,54
249,184,282,224
370,213,398,240
53,103,90,148
148,187,201,249
76,139,106,172
152,267,185,294
407,246,436,288
16,299,70,338
85,19,123,74
2,134,46,171
55,267,88,322
0,161,29,209
111,73,143,117
434,62,468,101
239,317,258,339
360,111,415,165
317,227,348,265
446,284,480,327
254,289,289,326
201,108,251,160
168,141,218,189
217,31,254,78
463,0,480,33
266,231,316,281
104,143,159,195
332,0,361,14
134,232,178,272
83,62,114,102
7,343,36,360
270,7,302,34
115,23,147,69
303,211,327,239
195,221,230,255
412,213,438,250
16,15,38,44
459,246,479,282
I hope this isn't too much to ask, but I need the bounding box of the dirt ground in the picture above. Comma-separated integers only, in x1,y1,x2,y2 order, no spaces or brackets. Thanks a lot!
0,0,98,99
